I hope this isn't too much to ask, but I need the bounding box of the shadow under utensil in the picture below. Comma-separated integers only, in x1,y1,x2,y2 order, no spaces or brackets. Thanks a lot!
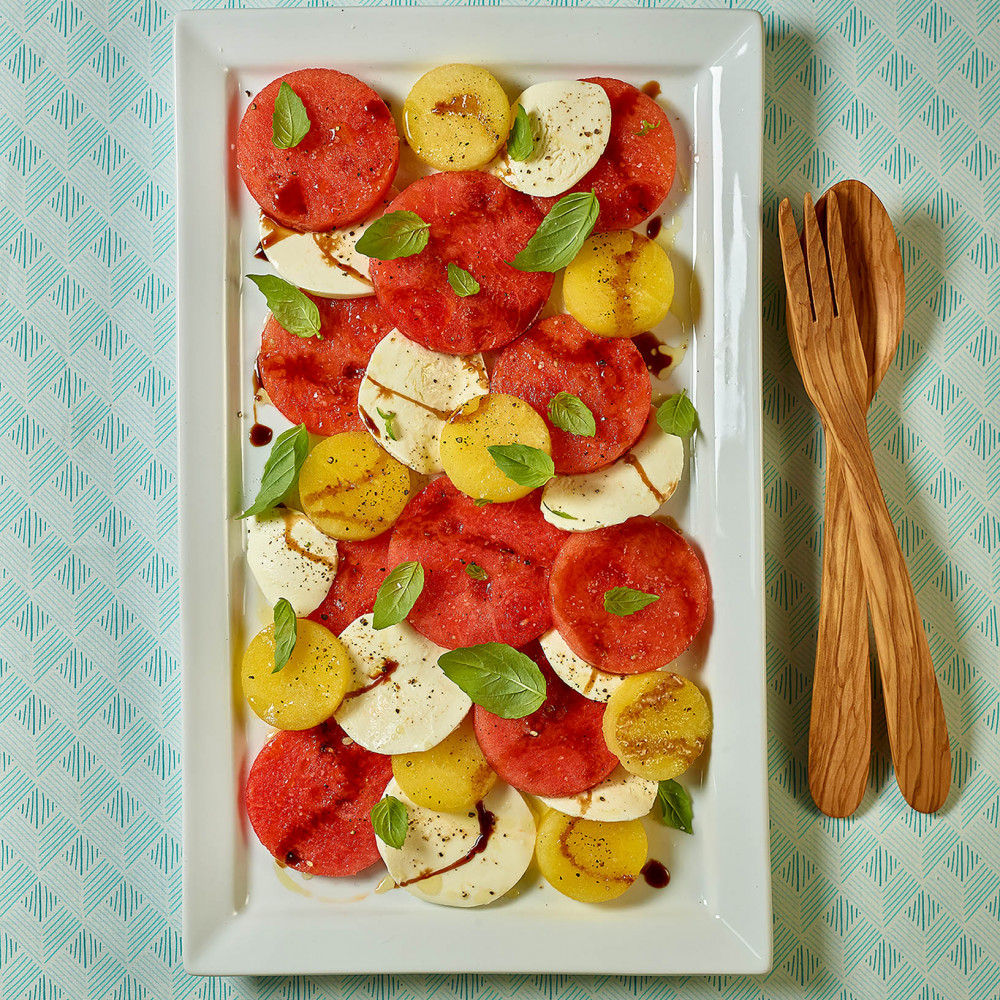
761,186,824,805
874,206,968,814
760,26,876,985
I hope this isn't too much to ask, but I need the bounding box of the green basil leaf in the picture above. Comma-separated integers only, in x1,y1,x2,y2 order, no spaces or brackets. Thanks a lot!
604,586,660,616
635,119,660,137
272,598,297,673
656,389,698,438
656,779,694,834
371,796,409,849
447,262,480,297
510,191,599,273
465,562,488,581
506,104,534,161
240,423,310,518
272,81,311,149
355,211,430,260
542,503,578,521
246,274,320,339
473,498,493,507
372,561,424,630
487,444,554,489
548,392,596,437
376,407,397,442
437,643,546,719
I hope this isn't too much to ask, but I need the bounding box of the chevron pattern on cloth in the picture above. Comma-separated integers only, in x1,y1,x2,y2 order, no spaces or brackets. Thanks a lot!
0,0,997,997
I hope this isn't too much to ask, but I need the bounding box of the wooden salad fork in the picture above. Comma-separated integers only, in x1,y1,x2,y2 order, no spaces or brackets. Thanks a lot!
778,193,950,814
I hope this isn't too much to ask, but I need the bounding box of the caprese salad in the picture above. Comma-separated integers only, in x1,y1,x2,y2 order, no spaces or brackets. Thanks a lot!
235,62,710,908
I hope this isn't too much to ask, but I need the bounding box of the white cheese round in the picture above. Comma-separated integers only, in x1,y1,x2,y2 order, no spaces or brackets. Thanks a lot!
541,410,684,531
246,509,339,616
257,200,384,299
377,779,536,908
538,765,659,822
539,627,629,703
334,616,471,754
358,330,489,474
491,80,612,197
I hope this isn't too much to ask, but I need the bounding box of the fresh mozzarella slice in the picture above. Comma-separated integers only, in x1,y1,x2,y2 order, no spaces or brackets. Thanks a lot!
491,81,612,197
358,330,489,474
246,508,339,616
539,628,628,703
538,765,658,822
377,778,536,907
541,410,684,531
334,616,471,754
257,202,382,299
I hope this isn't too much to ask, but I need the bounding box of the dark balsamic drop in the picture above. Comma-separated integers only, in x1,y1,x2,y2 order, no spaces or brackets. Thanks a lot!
632,331,668,377
641,80,662,99
364,98,393,122
646,216,662,240
274,176,307,217
250,423,273,447
641,859,670,888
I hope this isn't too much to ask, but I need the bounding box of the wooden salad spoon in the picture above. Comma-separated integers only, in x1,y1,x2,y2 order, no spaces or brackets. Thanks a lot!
779,192,950,814
805,181,905,817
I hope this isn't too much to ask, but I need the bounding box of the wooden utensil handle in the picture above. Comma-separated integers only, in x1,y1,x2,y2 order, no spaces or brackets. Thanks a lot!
809,440,871,816
824,412,950,813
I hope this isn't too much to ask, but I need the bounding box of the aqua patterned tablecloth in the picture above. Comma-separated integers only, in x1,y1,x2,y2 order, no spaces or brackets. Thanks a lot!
1,0,998,996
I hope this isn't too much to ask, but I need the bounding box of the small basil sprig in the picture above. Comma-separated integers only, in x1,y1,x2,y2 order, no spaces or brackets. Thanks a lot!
377,407,397,441
656,779,693,834
487,444,554,489
657,390,698,437
272,598,297,673
511,191,599,273
506,104,534,161
372,561,424,630
371,796,409,849
542,503,577,521
604,586,659,616
240,423,310,518
635,119,660,137
437,643,546,719
548,392,596,437
355,211,429,260
272,81,311,149
246,274,321,339
447,263,480,297
465,562,487,581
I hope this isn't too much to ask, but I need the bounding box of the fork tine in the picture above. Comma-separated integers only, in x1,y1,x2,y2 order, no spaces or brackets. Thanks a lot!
778,198,811,341
823,191,858,329
803,192,834,325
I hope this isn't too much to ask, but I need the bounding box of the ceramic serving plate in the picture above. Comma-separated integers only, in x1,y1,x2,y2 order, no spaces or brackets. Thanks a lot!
175,6,768,976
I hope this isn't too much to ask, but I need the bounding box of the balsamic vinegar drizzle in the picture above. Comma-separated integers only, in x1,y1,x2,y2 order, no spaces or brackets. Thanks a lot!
397,801,497,887
249,358,272,445
342,658,400,700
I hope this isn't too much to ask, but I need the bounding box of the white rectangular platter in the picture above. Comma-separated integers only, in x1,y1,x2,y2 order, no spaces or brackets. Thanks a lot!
176,6,768,976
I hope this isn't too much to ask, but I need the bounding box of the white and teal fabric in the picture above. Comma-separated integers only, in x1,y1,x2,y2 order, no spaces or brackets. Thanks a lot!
0,0,997,996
